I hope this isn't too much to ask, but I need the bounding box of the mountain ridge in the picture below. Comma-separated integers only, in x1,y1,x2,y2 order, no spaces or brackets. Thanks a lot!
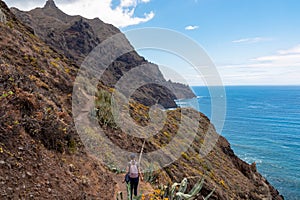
11,0,196,108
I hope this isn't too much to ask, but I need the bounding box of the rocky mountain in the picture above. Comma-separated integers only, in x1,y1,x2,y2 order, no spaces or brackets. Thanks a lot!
11,0,196,109
0,0,284,199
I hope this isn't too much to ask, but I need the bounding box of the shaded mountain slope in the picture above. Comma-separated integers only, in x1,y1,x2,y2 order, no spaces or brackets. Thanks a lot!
11,0,119,65
11,0,196,109
0,1,116,198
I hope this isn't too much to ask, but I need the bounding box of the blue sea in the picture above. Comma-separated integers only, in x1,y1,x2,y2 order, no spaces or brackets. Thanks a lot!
183,86,300,199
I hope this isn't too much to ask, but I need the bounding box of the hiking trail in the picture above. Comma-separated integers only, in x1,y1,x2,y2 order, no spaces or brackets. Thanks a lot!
114,173,154,199
76,90,154,198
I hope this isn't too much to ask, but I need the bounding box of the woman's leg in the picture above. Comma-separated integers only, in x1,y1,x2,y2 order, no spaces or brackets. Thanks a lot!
133,177,139,196
130,178,134,200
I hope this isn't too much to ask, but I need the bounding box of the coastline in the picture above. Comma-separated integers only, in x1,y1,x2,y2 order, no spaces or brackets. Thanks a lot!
176,85,300,199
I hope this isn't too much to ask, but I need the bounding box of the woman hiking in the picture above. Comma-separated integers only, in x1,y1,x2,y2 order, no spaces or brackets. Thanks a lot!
126,153,143,200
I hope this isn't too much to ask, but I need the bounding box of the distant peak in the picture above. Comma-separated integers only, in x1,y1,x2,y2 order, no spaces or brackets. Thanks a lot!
44,0,57,9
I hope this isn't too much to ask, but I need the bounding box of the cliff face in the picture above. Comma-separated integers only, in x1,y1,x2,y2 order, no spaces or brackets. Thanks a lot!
11,0,195,109
0,1,284,199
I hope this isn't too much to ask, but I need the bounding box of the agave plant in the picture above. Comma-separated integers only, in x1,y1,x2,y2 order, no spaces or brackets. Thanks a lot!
159,177,214,200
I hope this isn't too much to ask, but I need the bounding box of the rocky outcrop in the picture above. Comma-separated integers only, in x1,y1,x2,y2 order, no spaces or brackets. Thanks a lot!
0,7,6,23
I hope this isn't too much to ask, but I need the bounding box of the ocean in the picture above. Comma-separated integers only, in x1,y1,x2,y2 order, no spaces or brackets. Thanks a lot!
183,86,300,199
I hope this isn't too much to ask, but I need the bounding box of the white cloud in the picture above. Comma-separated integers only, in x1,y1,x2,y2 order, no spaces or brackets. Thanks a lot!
4,0,44,11
138,44,300,86
57,0,154,28
252,44,300,67
185,25,199,30
232,37,272,44
277,44,300,55
216,44,300,85
5,0,154,28
120,0,150,7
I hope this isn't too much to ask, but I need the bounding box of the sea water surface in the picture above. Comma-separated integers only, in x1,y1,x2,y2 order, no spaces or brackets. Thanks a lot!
178,86,300,199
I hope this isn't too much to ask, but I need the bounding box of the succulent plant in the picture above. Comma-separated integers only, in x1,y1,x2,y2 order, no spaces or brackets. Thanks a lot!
160,177,214,200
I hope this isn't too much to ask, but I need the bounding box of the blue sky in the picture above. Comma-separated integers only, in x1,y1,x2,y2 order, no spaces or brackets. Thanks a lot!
121,0,300,85
5,0,300,85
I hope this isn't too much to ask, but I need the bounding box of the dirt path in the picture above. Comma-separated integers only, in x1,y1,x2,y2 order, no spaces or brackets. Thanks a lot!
75,91,154,198
114,174,154,199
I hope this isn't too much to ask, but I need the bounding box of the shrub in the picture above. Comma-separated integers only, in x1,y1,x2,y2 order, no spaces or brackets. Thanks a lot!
94,89,118,129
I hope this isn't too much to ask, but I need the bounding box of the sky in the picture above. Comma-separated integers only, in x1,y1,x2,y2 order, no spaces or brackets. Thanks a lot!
4,0,300,86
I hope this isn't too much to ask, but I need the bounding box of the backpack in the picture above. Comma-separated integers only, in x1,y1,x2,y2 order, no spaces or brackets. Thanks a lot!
129,161,139,178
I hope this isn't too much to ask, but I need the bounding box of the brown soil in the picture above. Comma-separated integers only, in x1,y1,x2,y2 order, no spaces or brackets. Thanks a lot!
113,174,154,199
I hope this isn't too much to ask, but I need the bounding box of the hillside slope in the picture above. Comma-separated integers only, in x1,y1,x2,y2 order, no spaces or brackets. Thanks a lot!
0,1,116,198
95,103,284,199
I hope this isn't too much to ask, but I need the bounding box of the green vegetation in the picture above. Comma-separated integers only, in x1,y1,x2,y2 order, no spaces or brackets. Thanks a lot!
6,20,13,28
152,177,214,200
107,162,125,174
94,89,119,129
143,163,157,184
181,152,190,161
67,138,76,153
0,90,14,99
116,177,214,200
50,60,59,68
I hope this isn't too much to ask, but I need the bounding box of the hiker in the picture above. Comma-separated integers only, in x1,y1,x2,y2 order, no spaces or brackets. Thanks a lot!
126,153,143,200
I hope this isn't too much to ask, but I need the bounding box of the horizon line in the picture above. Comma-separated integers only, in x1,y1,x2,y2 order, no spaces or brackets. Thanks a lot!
188,84,300,87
